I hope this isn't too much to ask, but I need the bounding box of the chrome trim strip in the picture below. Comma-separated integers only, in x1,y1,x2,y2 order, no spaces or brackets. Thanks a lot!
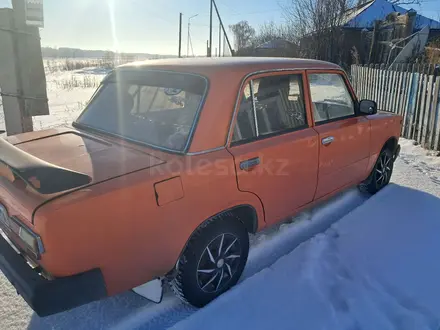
186,146,225,156
250,80,259,137
73,123,185,155
75,66,345,155
225,67,342,147
182,73,210,153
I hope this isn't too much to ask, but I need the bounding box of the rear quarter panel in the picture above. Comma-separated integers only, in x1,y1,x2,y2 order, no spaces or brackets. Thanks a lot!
33,149,264,295
365,112,403,177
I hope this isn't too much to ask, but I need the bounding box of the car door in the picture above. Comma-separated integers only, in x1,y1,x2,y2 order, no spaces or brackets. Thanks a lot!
227,71,319,225
307,71,370,199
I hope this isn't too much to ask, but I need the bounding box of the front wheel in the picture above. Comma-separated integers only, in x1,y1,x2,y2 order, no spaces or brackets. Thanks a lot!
365,148,394,194
170,213,249,308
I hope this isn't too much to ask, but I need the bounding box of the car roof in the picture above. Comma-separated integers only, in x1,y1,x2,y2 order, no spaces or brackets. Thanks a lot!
118,57,341,76
117,57,344,154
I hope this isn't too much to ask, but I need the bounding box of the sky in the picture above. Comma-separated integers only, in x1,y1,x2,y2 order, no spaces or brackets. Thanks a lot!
0,0,439,56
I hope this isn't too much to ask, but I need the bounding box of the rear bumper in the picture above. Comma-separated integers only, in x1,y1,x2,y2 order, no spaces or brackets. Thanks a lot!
0,233,107,317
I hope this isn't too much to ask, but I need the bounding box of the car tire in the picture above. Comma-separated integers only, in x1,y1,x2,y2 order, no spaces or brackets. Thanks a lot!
170,212,249,308
364,148,394,194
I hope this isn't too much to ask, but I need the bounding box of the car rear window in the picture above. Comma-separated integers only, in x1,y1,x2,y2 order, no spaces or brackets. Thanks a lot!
76,70,207,152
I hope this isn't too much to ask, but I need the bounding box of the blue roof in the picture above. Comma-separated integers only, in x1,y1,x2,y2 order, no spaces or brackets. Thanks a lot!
343,0,440,30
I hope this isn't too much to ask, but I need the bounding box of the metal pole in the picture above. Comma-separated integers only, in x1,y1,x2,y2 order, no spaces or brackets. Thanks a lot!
187,21,190,57
190,34,195,57
178,13,183,58
187,14,198,57
212,0,234,56
218,23,222,57
209,0,213,57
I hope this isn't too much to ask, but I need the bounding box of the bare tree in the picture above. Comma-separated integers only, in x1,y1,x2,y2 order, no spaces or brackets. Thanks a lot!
282,0,355,62
252,21,297,46
229,21,256,51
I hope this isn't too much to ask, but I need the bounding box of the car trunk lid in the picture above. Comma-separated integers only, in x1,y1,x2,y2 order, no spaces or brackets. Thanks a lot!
0,130,166,224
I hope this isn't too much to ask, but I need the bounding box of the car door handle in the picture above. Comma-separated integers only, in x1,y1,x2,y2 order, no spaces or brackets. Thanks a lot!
240,157,260,171
322,136,334,146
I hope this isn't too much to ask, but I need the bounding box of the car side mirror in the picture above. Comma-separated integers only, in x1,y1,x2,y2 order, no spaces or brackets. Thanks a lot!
359,99,377,115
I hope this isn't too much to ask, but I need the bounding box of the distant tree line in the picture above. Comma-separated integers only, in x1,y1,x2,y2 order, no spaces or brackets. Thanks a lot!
41,47,176,60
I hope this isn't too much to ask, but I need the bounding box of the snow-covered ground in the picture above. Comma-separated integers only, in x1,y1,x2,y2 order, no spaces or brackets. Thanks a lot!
0,67,106,134
1,67,440,329
172,183,440,330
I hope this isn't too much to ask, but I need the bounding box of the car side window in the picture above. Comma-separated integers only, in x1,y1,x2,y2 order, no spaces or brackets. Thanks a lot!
232,83,257,143
308,73,355,124
253,74,307,136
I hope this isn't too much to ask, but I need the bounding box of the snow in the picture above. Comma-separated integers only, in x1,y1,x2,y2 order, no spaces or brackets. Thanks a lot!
171,184,440,330
1,63,440,329
0,68,106,134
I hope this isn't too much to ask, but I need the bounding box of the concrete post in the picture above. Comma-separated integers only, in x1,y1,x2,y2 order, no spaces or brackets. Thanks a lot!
0,8,33,135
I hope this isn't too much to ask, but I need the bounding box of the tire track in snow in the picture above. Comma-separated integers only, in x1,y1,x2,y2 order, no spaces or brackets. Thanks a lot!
399,153,440,186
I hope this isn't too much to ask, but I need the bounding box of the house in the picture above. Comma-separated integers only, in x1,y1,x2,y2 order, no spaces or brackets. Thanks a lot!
343,0,440,31
341,0,440,64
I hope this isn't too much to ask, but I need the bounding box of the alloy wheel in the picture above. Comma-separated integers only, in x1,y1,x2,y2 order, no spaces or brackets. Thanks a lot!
376,152,392,188
196,233,242,293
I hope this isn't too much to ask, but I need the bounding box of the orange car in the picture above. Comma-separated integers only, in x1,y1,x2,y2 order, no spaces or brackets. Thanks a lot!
0,58,402,316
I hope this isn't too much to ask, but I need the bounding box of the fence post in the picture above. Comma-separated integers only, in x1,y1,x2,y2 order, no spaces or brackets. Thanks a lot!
427,76,439,149
401,64,414,136
383,65,390,111
421,75,433,147
433,78,440,151
417,73,428,143
363,65,368,99
378,63,385,110
405,65,418,138
405,67,420,139
412,68,424,140
396,65,406,116
389,67,397,113
351,65,356,92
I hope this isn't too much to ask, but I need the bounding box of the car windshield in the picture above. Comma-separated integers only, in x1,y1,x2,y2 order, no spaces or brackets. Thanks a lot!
76,70,207,152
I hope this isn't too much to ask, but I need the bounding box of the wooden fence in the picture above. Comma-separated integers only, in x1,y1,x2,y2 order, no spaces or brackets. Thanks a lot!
351,64,440,151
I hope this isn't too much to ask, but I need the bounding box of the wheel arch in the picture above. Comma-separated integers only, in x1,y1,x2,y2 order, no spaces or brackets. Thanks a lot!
168,204,259,277
382,136,398,153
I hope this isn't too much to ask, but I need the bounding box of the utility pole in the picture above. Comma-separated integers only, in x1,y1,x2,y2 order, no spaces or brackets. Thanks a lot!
212,0,234,56
187,14,198,57
178,12,183,58
218,23,222,57
209,0,213,57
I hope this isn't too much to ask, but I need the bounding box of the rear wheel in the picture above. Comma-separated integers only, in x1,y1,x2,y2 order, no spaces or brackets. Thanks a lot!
365,148,394,194
170,213,249,307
